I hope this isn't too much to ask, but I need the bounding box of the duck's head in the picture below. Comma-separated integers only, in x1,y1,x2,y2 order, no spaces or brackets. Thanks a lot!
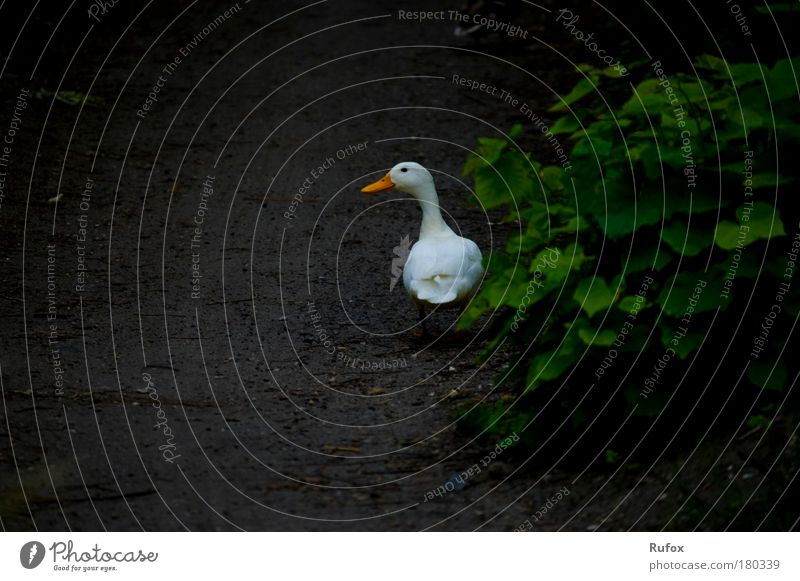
361,162,434,196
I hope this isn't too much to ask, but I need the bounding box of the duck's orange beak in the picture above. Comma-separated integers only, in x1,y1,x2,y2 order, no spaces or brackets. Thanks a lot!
361,172,395,194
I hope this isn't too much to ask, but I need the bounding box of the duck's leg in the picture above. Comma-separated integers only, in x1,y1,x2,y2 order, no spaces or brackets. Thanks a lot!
418,303,429,336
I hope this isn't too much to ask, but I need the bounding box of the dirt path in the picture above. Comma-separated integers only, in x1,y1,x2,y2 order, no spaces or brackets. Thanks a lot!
1,0,795,531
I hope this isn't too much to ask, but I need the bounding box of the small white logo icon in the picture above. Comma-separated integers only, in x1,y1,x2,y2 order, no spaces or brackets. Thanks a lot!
20,541,45,569
390,234,412,292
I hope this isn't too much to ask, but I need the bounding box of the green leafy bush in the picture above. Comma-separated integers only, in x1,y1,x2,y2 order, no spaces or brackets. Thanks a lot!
459,55,798,446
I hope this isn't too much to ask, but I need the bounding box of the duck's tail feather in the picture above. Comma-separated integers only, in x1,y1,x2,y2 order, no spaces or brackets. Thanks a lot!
413,275,459,304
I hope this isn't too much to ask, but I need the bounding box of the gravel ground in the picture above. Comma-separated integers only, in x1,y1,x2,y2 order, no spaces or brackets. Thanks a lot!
0,0,797,531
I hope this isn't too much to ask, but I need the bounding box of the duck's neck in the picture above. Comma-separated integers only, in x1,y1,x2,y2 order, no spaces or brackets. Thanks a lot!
413,182,453,239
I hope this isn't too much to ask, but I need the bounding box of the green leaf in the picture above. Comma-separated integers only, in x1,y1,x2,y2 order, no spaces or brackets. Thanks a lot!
756,3,796,13
599,190,663,240
462,137,509,176
661,220,711,256
551,115,581,135
572,135,613,158
675,81,713,104
633,78,663,96
747,362,788,391
731,105,767,131
623,244,672,274
515,202,550,250
658,319,706,359
746,414,770,430
540,166,564,191
600,65,629,79
714,221,743,250
622,91,667,116
727,63,769,86
717,202,786,249
561,242,590,273
731,86,771,132
695,54,727,72
749,173,793,189
630,143,662,180
462,155,488,178
472,150,533,210
459,255,515,325
573,277,616,317
740,201,785,240
767,58,800,101
525,344,578,391
617,295,644,312
548,77,595,112
657,273,717,317
671,188,724,216
577,326,617,347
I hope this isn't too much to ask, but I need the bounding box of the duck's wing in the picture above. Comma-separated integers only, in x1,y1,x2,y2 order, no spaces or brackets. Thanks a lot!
462,238,483,274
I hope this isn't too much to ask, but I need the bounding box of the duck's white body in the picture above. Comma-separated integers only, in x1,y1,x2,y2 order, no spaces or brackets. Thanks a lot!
402,228,483,307
362,162,483,311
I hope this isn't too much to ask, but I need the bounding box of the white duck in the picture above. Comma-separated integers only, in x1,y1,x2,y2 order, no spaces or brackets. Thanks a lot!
361,162,484,333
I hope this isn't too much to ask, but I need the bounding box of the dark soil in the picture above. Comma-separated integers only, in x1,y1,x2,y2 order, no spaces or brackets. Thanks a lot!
0,0,797,531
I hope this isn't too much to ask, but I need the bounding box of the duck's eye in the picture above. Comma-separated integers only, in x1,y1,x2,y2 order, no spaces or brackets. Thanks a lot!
400,167,408,173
